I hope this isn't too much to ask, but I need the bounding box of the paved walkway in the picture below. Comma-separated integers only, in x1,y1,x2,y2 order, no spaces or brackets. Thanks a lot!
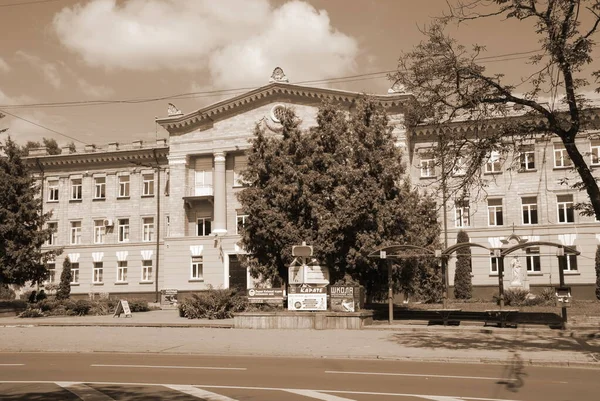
1,310,599,368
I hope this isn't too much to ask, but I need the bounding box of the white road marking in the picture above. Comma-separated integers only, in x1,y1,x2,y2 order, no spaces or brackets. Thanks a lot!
90,364,246,371
0,381,522,401
325,370,510,381
56,382,116,401
0,364,24,366
419,396,464,401
166,385,238,400
285,389,357,400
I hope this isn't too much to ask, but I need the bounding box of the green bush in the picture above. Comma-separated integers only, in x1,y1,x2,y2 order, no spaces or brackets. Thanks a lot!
73,299,92,316
0,284,16,300
126,299,150,312
538,287,557,304
496,288,530,306
19,308,44,318
179,288,248,319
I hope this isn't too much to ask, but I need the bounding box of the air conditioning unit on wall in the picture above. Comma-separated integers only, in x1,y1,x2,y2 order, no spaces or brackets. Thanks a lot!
103,219,114,227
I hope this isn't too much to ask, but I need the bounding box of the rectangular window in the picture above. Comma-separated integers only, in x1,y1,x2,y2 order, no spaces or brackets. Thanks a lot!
487,198,504,226
93,262,103,283
554,144,572,168
485,151,501,173
94,177,106,199
94,220,106,244
490,255,500,274
522,196,539,225
454,200,470,228
142,260,153,282
233,154,248,187
71,263,79,284
526,248,541,272
143,173,154,196
420,158,435,178
48,179,59,202
46,263,56,283
118,219,130,242
452,156,466,177
236,214,248,235
142,217,154,242
196,217,212,236
117,261,127,282
191,256,203,280
118,175,130,198
557,194,574,223
194,170,213,196
70,178,82,200
591,140,600,165
47,222,57,245
520,150,536,171
70,221,82,245
166,215,170,237
565,255,578,271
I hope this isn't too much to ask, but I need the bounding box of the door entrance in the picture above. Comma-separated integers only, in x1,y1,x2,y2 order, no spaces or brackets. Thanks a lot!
228,254,247,292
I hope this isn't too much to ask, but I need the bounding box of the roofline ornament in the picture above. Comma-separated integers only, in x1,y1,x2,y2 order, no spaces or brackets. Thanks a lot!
168,102,183,117
269,67,289,83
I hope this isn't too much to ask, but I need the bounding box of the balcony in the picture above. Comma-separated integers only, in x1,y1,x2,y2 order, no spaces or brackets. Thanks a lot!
183,185,214,207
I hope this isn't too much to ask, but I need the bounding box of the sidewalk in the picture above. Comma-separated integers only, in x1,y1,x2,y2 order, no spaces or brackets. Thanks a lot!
1,310,599,368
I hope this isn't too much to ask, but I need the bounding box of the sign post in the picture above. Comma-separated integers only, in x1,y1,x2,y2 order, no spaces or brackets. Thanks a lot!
113,300,132,318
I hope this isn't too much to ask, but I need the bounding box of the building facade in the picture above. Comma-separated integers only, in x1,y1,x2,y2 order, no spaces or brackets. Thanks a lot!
25,70,599,300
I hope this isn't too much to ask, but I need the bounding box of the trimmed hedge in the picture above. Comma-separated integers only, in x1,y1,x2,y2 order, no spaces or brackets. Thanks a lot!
179,288,248,319
19,297,151,318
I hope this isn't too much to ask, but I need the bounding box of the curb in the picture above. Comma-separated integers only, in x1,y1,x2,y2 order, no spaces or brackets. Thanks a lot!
0,322,233,329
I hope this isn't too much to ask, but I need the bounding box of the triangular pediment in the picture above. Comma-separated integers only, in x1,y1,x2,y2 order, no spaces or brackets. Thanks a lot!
156,82,412,135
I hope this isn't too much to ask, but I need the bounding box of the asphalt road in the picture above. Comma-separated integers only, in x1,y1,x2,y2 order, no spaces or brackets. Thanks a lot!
0,352,598,401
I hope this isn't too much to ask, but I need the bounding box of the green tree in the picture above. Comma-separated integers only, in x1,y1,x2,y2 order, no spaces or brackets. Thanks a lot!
0,136,60,286
20,138,62,156
595,245,600,300
237,98,441,299
394,0,600,220
454,230,472,299
57,256,72,300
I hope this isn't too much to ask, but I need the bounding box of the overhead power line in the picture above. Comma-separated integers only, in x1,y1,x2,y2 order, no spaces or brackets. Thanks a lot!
0,109,89,145
0,0,66,8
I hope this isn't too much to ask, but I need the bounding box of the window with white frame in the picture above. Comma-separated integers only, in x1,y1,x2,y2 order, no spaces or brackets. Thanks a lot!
519,149,536,171
591,140,600,165
196,217,212,236
94,220,105,244
420,158,435,178
565,254,578,271
554,144,573,168
118,175,130,198
46,263,56,283
142,217,154,242
236,213,249,234
233,154,248,187
191,256,203,280
70,221,82,245
166,215,170,237
557,194,574,223
71,263,79,284
522,196,539,225
143,173,154,196
526,248,541,272
93,262,103,283
48,179,59,202
485,151,501,173
490,254,500,274
47,222,57,245
454,200,470,228
487,198,504,226
452,156,466,176
118,219,130,242
94,177,106,199
117,261,127,282
70,178,82,200
142,260,153,282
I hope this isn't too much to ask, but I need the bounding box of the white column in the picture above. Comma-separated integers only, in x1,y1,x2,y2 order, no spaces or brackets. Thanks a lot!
212,152,227,235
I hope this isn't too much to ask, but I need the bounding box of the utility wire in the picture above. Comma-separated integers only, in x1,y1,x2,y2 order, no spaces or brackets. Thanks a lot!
0,108,89,145
0,0,66,8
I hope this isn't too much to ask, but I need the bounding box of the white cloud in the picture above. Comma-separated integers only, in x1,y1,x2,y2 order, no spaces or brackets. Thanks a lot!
60,62,115,98
16,51,61,89
53,0,358,86
0,57,10,73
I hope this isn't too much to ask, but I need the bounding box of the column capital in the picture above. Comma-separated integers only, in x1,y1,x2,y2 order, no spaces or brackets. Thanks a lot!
214,152,226,163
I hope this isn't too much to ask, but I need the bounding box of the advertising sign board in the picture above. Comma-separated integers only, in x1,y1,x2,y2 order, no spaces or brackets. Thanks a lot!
247,288,284,304
288,284,327,311
329,286,364,312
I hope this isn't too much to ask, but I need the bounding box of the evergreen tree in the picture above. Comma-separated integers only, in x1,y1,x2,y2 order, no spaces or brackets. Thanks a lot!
454,230,472,299
0,136,59,286
237,98,441,299
57,256,72,300
595,245,600,299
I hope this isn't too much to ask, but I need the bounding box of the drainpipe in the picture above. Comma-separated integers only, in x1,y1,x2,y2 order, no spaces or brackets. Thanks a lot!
35,158,44,289
153,149,161,303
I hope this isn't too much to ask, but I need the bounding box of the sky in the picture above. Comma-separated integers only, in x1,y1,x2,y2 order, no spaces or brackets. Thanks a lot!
0,0,599,148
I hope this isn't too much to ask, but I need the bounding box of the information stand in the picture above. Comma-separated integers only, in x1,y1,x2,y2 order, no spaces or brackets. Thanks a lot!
113,300,132,318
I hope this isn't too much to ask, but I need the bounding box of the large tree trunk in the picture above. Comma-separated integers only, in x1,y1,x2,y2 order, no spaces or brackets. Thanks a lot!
564,140,600,220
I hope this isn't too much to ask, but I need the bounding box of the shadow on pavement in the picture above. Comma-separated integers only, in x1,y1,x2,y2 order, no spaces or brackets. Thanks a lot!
496,351,527,392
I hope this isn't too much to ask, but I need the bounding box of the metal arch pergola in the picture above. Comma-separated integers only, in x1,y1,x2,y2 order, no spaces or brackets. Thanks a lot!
369,241,579,324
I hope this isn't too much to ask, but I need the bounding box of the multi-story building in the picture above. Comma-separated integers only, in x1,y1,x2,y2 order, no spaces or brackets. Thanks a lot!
409,119,600,299
24,68,599,300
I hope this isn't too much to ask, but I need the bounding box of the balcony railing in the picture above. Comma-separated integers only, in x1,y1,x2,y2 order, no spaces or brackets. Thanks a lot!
188,185,214,197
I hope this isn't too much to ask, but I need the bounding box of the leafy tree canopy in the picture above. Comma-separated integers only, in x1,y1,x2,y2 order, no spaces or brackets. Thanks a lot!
393,0,600,219
237,98,441,300
20,138,61,156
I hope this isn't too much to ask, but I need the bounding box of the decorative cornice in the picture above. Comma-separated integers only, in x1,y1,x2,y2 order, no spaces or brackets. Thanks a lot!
156,82,412,135
24,146,169,168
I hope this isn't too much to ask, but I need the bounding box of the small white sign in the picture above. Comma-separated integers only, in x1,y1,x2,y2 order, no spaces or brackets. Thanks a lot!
288,293,327,311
